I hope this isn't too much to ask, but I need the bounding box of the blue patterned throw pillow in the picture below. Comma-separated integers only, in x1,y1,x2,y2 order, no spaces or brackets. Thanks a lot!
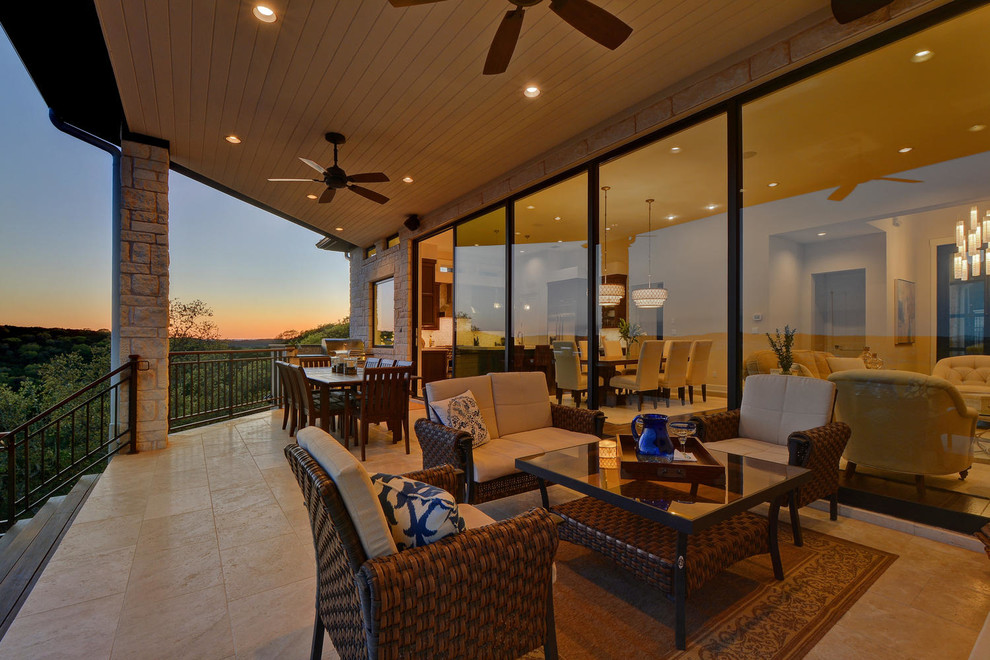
429,390,491,448
370,474,466,551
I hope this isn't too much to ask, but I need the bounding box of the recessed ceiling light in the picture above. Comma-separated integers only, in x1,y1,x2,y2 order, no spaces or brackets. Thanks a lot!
666,215,676,221
706,204,718,210
526,205,535,210
605,227,611,231
670,146,681,153
554,216,561,221
969,124,986,132
557,239,563,243
817,232,827,237
225,135,241,144
474,243,479,247
402,176,414,183
768,182,779,187
520,249,526,253
253,5,277,22
911,49,933,63
306,194,318,199
523,304,531,310
524,86,541,98
898,147,913,153
335,227,344,231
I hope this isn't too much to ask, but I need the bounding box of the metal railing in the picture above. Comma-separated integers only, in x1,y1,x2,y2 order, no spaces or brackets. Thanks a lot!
168,348,288,432
1,355,142,533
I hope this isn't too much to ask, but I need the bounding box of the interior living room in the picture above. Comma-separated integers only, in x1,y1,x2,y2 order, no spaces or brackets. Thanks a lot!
5,1,990,658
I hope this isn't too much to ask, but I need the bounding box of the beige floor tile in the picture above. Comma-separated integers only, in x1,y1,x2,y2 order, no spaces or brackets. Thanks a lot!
125,540,223,606
136,507,218,553
73,491,150,524
215,501,293,550
51,513,143,561
206,455,264,491
249,450,290,471
19,546,134,617
0,592,124,660
144,485,213,519
111,585,234,660
203,437,252,459
912,579,990,631
227,577,329,659
220,533,314,601
150,465,210,492
210,481,277,517
154,446,207,473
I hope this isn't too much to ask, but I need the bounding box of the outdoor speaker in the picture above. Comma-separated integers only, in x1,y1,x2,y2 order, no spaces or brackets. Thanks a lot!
403,214,420,232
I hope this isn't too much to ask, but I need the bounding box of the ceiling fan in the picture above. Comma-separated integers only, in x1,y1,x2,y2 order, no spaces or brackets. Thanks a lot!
827,175,922,202
389,0,633,75
830,0,894,24
267,132,390,205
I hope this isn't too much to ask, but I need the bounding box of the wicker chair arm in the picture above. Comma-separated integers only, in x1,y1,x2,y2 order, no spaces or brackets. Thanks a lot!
787,421,851,507
414,418,472,471
356,508,558,658
400,464,463,502
691,409,741,443
551,403,606,437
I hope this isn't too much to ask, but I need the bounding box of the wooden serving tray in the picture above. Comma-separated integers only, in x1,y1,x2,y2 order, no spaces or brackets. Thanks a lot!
616,435,725,485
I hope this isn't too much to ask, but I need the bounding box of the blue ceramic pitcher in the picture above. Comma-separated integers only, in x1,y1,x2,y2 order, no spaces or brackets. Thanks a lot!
631,414,675,463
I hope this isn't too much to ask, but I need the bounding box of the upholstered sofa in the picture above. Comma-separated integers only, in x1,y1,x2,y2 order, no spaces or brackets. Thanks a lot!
691,374,850,545
746,349,864,379
415,371,605,503
933,355,990,397
828,369,976,495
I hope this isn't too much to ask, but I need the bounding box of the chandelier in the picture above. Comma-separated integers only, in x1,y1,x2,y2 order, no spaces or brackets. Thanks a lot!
599,186,624,307
632,198,668,308
954,205,990,280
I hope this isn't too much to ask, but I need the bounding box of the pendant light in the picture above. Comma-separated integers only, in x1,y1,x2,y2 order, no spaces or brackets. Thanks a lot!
632,198,668,308
599,185,624,307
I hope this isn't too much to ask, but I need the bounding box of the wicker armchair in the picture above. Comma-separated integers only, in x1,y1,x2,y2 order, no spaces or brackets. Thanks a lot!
417,402,603,504
690,375,850,546
285,441,559,660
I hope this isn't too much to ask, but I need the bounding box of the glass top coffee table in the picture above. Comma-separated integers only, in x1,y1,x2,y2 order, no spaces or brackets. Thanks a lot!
516,436,812,650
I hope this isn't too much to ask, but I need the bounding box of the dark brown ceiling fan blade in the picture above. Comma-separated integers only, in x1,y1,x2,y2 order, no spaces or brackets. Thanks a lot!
318,188,336,204
268,178,322,182
830,0,894,24
348,185,389,205
876,177,923,183
348,172,390,183
299,157,327,173
389,0,447,6
828,184,857,201
549,0,632,50
484,8,525,75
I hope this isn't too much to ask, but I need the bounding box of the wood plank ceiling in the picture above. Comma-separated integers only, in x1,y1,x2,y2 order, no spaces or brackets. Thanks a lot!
93,0,826,248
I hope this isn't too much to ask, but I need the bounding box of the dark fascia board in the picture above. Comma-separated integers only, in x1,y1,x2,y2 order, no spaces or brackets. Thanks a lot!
0,2,353,253
0,1,124,145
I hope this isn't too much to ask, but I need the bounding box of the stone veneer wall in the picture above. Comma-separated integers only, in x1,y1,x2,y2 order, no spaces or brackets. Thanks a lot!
119,140,170,451
348,0,946,362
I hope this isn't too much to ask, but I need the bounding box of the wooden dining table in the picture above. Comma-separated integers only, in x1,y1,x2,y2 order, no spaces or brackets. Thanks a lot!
304,367,364,441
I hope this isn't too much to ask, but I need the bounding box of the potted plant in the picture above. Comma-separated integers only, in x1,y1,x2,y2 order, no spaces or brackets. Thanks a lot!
618,318,645,353
766,325,796,374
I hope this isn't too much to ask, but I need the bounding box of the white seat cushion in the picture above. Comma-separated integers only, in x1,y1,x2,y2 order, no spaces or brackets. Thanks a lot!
427,376,500,439
500,427,596,452
739,374,835,446
491,372,553,436
705,438,790,464
459,504,496,529
296,427,397,559
470,438,546,483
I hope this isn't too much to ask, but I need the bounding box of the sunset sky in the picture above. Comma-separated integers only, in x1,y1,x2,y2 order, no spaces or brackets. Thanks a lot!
0,31,351,339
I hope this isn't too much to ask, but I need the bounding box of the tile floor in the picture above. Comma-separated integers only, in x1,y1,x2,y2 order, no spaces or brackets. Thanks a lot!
0,406,988,659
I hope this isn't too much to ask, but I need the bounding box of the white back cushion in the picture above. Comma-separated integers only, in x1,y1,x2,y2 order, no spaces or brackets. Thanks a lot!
296,427,397,558
826,356,866,373
426,375,500,438
738,374,835,446
490,371,553,437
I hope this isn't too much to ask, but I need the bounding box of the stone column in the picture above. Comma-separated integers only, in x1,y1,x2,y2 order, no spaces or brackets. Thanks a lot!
119,139,170,451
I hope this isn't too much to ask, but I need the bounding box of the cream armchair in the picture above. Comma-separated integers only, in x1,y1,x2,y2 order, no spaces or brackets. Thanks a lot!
553,344,587,406
828,370,977,496
933,355,990,397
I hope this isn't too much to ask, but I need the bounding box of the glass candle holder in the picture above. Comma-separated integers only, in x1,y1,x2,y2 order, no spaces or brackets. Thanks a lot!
599,439,618,469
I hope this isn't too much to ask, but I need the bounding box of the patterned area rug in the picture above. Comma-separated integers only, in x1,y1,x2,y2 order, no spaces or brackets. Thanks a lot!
544,525,895,659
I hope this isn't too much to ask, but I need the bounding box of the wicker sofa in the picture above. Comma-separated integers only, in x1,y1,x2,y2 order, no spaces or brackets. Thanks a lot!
415,371,605,503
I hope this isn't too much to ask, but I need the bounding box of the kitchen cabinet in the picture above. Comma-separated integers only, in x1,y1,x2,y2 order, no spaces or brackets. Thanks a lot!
421,258,438,329
421,348,450,385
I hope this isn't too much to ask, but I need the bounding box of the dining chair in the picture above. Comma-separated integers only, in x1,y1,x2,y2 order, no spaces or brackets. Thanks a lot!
379,358,396,368
577,340,589,374
364,357,381,368
553,344,587,406
603,339,623,358
299,355,333,368
657,340,692,406
609,340,663,410
685,340,713,403
276,361,298,434
395,360,414,442
290,363,344,433
352,366,411,461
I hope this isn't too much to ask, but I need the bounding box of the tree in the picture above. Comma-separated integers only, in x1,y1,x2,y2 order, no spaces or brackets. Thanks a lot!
169,299,225,351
